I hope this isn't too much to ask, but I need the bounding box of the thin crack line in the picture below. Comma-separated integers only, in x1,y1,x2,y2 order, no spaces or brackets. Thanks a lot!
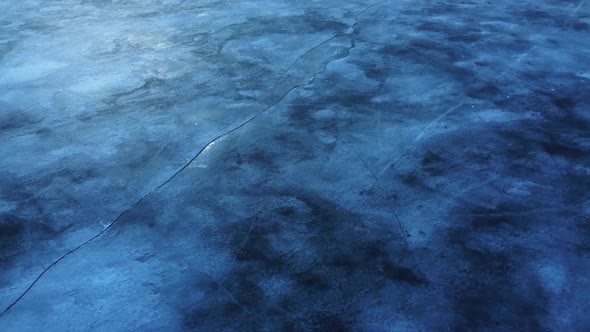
220,218,257,286
194,271,245,314
376,0,552,178
0,66,320,317
280,0,389,79
356,155,410,259
353,0,390,24
279,33,347,80
378,102,465,177
359,155,428,280
0,0,392,317
571,0,586,16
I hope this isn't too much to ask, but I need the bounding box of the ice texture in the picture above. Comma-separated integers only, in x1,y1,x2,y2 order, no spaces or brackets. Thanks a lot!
1,0,589,330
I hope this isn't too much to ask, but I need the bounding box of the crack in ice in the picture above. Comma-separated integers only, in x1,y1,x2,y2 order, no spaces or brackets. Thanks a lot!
0,0,393,317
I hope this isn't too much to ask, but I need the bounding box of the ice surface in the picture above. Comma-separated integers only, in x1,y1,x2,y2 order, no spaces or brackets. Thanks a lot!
1,0,589,330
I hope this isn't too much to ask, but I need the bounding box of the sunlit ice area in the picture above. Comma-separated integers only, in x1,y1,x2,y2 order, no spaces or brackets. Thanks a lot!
0,0,589,331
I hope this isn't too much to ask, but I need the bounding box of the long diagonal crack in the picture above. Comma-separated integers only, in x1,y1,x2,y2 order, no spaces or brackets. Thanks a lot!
0,0,391,317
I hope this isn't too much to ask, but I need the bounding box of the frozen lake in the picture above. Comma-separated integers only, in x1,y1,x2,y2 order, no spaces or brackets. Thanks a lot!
1,0,589,330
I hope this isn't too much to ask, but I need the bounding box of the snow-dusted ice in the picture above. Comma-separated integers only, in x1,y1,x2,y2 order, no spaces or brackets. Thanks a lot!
1,0,589,330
